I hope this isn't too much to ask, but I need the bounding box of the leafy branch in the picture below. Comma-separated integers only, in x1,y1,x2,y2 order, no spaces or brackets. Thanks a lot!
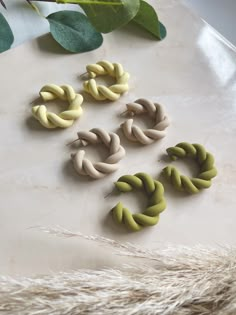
36,0,122,4
0,0,167,53
2,0,123,6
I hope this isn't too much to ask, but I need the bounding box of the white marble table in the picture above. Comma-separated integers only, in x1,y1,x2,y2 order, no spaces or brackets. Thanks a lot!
1,0,236,276
185,0,236,46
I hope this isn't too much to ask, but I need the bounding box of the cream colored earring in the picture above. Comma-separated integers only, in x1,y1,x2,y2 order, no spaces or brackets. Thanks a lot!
120,98,170,145
70,128,126,179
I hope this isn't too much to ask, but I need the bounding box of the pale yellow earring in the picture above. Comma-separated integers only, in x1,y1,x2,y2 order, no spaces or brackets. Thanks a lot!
32,84,83,129
83,60,130,101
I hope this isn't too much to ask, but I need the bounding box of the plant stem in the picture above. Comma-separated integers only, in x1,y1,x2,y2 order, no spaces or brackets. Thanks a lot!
31,0,122,5
0,0,6,9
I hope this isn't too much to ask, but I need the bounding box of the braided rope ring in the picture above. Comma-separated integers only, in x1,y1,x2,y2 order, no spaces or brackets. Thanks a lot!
120,99,170,145
111,173,166,232
162,142,217,194
32,84,83,129
83,60,130,101
71,128,126,179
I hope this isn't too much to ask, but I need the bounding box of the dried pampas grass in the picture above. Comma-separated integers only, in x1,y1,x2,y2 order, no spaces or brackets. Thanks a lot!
0,228,236,315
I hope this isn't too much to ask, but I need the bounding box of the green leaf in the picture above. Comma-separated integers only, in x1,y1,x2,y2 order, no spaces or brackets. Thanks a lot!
47,10,103,53
0,13,14,53
133,0,167,40
159,21,167,40
80,0,140,33
57,0,122,4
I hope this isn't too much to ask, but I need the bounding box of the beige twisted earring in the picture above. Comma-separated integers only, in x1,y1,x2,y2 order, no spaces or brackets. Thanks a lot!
70,128,126,179
120,98,170,144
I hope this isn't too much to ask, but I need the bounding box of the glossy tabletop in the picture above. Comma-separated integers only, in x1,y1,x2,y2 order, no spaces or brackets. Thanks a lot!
0,0,236,276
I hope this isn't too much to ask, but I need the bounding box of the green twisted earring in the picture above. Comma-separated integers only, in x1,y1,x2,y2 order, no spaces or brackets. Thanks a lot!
162,142,217,194
111,173,166,232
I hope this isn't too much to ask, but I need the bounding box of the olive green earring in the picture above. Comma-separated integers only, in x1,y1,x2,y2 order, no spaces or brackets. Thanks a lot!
111,172,166,232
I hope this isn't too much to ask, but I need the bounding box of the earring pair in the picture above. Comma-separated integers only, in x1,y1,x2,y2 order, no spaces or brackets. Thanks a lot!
110,143,217,232
68,99,170,179
31,60,130,129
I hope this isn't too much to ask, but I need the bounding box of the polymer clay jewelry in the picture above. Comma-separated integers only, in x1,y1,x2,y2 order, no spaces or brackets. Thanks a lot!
111,173,166,232
32,84,83,129
163,142,217,194
120,99,170,145
71,128,125,179
83,60,130,101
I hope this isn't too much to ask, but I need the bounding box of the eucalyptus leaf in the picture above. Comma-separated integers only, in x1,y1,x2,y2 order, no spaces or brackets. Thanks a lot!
80,0,140,33
0,13,14,53
47,11,103,53
133,0,167,40
159,21,167,40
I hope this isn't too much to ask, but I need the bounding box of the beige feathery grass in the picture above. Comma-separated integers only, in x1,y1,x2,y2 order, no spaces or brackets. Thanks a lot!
0,227,236,315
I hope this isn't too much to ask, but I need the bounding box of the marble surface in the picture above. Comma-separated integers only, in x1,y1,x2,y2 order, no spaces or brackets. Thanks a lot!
185,0,236,46
1,0,236,276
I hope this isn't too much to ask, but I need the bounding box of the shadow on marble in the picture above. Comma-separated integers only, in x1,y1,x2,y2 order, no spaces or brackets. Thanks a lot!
81,94,118,107
62,159,93,185
101,208,149,236
101,211,132,236
25,116,65,133
158,153,171,163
